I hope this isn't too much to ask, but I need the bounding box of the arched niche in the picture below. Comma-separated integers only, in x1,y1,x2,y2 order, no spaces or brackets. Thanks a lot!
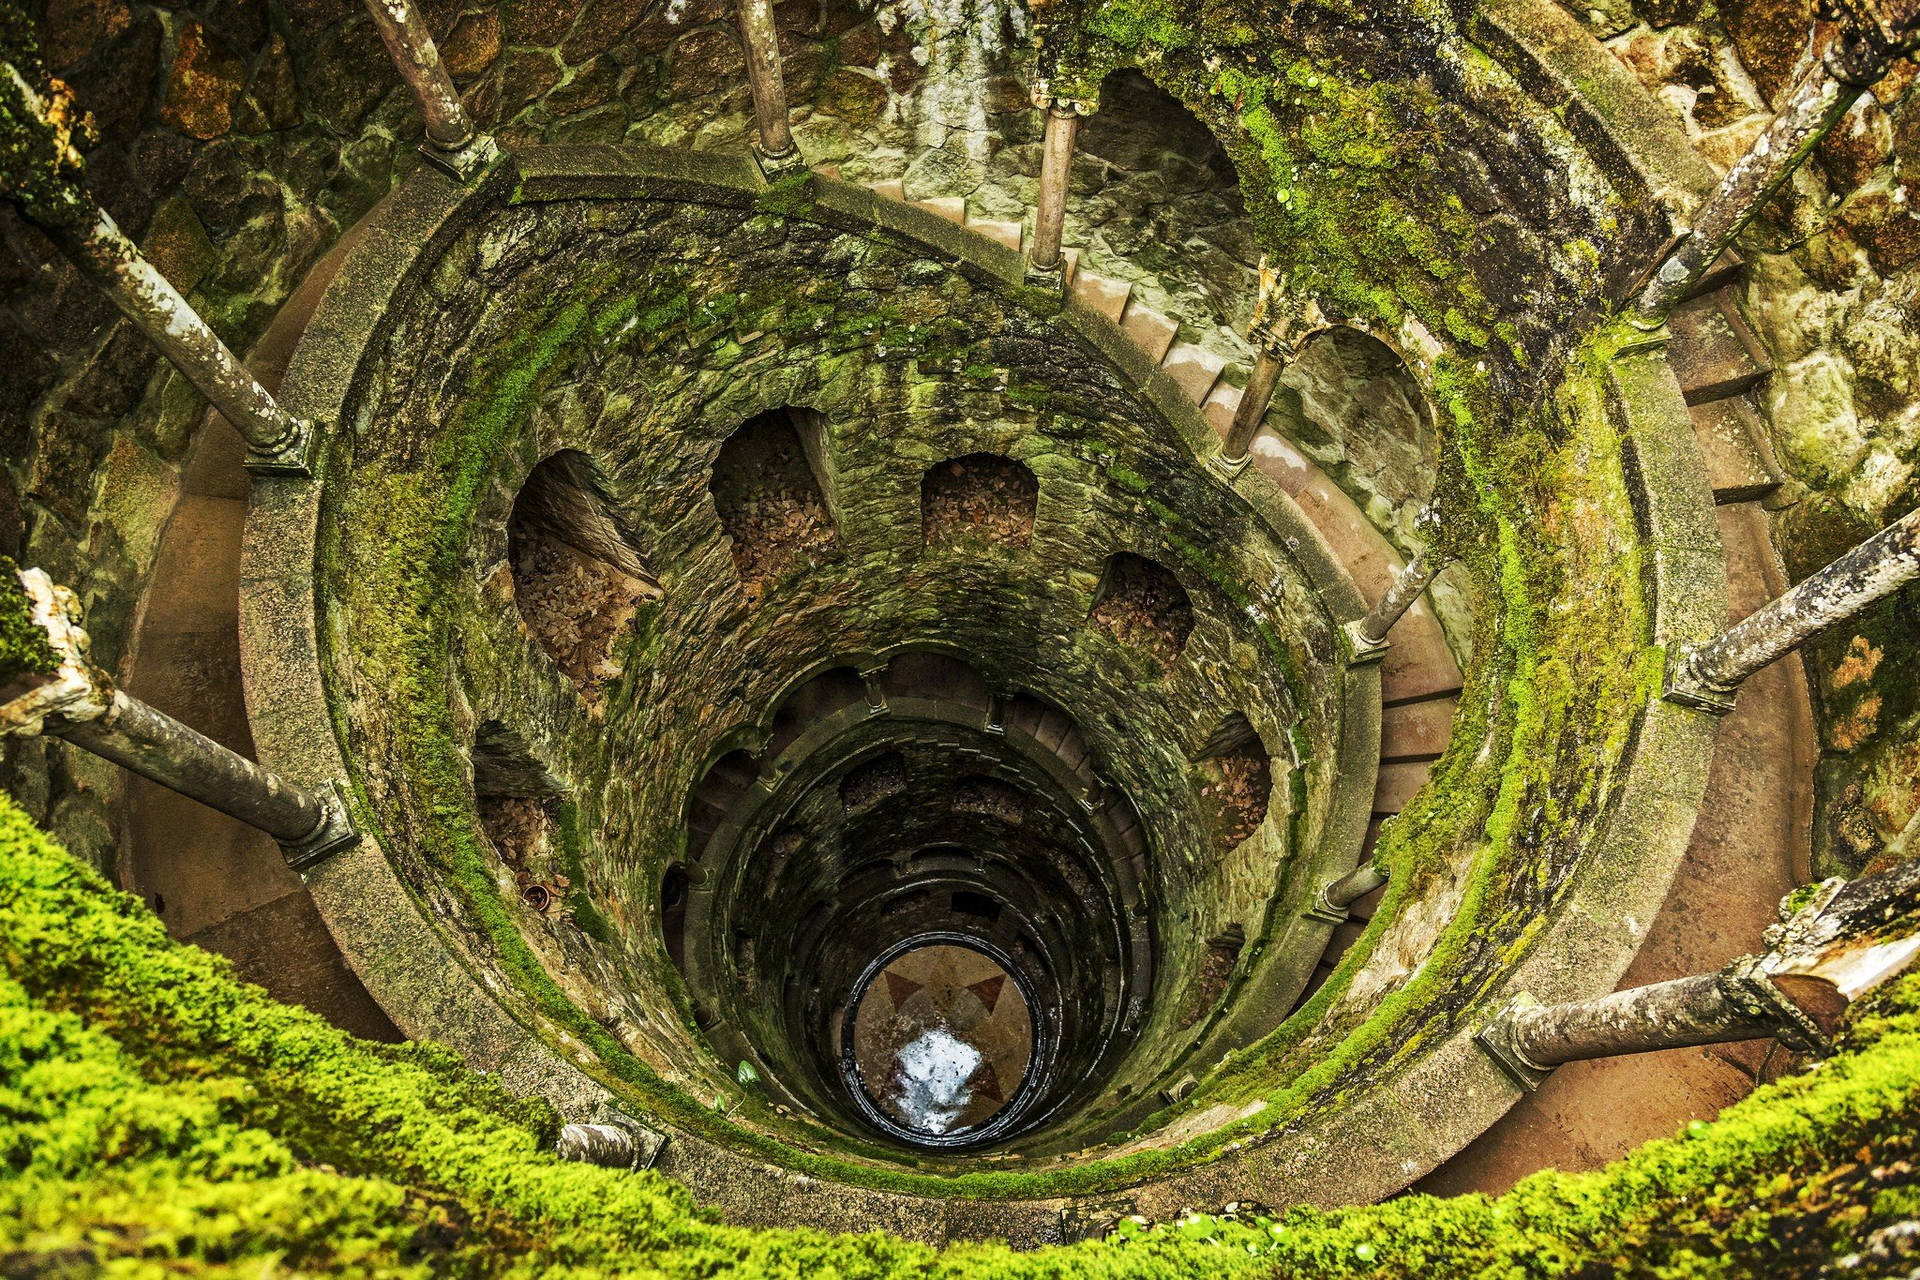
1088,552,1194,671
1284,327,1439,535
1192,713,1272,854
710,407,839,592
508,450,661,701
921,454,1038,548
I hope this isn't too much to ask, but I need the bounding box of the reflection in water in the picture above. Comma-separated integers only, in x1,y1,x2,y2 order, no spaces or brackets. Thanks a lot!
889,1025,984,1133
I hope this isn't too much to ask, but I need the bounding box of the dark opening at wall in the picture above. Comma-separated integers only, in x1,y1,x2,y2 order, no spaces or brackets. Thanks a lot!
922,454,1038,548
688,748,759,860
1194,715,1272,852
710,408,838,593
508,451,660,701
662,863,690,971
841,751,908,811
1089,552,1194,671
1183,924,1246,1028
954,774,1026,824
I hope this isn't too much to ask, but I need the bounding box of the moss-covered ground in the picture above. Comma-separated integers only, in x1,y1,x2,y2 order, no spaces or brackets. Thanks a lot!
2,791,1918,1275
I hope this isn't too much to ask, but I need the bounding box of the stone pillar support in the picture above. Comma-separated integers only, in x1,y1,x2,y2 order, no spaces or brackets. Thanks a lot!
2,568,358,869
1215,258,1309,475
1304,860,1389,924
739,0,802,176
1344,504,1450,663
1634,1,1920,319
554,1111,667,1169
1479,863,1920,1090
1665,503,1920,712
1027,88,1093,283
362,0,499,181
1,65,315,474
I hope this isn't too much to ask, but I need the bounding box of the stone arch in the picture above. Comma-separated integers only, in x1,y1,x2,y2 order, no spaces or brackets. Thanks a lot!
508,450,661,700
1284,326,1440,536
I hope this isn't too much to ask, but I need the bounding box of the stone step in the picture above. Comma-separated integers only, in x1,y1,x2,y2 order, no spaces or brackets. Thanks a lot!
865,178,906,201
1201,382,1242,436
1116,299,1178,363
1381,695,1458,761
1373,759,1434,814
1667,286,1772,406
1689,397,1782,503
1682,247,1746,303
1067,269,1131,322
913,196,966,224
969,218,1024,252
1159,341,1225,405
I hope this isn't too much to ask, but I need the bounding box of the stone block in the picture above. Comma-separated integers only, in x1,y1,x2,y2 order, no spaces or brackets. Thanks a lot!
1201,383,1241,437
1246,433,1313,495
1667,289,1772,405
1117,301,1177,363
1159,342,1225,405
1068,269,1130,322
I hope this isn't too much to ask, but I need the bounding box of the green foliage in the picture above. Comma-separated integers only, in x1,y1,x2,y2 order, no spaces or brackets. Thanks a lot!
1,792,1917,1275
0,557,58,687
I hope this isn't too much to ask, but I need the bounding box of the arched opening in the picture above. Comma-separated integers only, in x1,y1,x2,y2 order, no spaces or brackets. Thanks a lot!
687,748,760,861
662,863,690,972
1285,328,1439,536
1183,923,1246,1028
1193,714,1272,853
710,408,839,594
954,774,1026,824
1088,552,1194,671
841,751,909,811
921,454,1038,548
508,451,660,701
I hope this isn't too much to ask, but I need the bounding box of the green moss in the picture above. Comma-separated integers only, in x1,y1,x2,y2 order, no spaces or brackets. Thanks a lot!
0,557,59,687
3,792,1916,1275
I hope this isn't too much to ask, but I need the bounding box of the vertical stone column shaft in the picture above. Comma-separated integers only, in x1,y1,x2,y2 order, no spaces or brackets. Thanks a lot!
1676,504,1920,702
59,690,330,846
362,0,476,149
1635,3,1919,318
555,1122,638,1167
739,0,796,163
1359,546,1444,646
1030,105,1081,272
1219,348,1284,464
1506,974,1774,1068
43,208,308,465
1324,861,1388,911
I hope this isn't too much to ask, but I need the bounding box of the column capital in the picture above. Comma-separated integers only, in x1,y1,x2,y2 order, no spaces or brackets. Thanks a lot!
1246,257,1321,356
1029,81,1098,115
0,567,109,738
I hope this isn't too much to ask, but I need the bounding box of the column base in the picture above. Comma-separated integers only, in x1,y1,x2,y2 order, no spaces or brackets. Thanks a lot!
1342,618,1390,665
1023,258,1067,293
1206,450,1250,480
1474,992,1552,1092
1660,646,1737,715
753,141,809,180
419,133,503,184
1616,315,1673,357
596,1105,670,1170
280,779,362,872
1302,886,1350,925
244,417,319,478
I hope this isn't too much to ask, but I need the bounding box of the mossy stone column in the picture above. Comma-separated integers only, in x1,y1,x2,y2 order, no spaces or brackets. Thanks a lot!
0,66,316,474
362,0,499,181
1666,504,1920,712
739,0,802,175
1215,261,1309,474
1635,2,1920,317
0,567,358,869
1028,90,1091,282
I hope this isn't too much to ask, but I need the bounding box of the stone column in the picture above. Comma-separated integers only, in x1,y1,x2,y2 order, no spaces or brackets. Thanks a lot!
1,567,358,870
1344,505,1450,662
1028,91,1089,280
1,65,315,475
1304,860,1388,923
1665,503,1920,712
1479,862,1920,1089
1634,3,1920,319
362,0,499,181
554,1112,667,1169
1215,258,1308,474
739,0,802,175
